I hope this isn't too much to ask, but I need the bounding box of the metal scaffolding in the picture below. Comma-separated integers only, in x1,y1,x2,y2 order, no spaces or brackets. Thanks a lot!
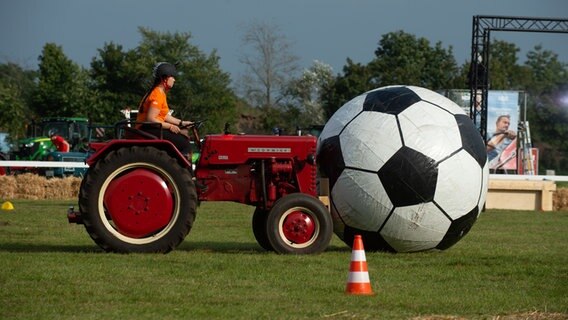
468,15,568,138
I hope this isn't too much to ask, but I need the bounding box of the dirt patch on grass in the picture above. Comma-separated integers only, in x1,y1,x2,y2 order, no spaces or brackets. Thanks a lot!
412,312,567,320
492,312,568,319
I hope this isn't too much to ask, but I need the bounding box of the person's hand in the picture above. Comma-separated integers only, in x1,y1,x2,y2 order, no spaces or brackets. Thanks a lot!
505,130,517,139
169,124,180,133
181,120,194,127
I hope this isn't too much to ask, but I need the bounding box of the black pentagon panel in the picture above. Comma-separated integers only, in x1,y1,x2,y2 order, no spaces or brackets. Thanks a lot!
455,114,487,167
343,225,396,252
363,86,422,115
317,135,345,189
436,206,478,250
378,146,438,207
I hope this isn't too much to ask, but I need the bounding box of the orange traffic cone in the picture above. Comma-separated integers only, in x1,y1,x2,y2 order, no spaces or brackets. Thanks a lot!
345,234,374,295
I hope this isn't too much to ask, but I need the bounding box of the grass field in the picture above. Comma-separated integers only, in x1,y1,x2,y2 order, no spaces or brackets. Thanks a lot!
0,200,567,319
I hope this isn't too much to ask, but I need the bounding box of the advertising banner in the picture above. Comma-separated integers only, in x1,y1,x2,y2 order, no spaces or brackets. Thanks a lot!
486,91,520,171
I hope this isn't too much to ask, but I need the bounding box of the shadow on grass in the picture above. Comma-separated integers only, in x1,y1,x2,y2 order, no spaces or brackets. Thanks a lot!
0,242,261,254
0,241,350,254
178,241,350,254
0,243,103,253
178,241,266,253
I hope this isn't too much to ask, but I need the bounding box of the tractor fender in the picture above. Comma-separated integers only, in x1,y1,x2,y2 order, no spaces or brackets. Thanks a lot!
86,139,191,168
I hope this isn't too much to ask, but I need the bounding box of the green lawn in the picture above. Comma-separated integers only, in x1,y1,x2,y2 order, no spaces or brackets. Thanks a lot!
0,200,566,319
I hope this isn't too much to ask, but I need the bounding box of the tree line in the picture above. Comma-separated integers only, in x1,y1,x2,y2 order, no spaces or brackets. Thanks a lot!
0,24,566,173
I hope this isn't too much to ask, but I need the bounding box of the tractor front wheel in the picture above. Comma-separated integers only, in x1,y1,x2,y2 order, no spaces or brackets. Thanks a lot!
266,193,332,254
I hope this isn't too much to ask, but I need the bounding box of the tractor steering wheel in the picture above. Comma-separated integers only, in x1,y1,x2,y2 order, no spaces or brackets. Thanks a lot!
181,120,205,149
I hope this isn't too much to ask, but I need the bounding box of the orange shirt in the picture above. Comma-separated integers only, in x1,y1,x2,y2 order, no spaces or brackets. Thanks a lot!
136,87,169,128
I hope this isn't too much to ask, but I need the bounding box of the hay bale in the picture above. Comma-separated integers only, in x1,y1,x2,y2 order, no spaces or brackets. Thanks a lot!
0,174,82,200
554,188,568,211
44,176,81,199
0,175,17,199
15,173,45,199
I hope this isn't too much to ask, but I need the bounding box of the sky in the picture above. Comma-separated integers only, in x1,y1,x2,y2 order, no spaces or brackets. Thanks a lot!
1,0,567,82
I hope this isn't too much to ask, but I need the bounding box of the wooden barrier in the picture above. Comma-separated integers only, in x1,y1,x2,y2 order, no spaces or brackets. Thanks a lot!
486,179,557,211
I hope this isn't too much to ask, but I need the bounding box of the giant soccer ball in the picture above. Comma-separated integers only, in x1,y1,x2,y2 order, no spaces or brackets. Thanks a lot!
317,85,488,253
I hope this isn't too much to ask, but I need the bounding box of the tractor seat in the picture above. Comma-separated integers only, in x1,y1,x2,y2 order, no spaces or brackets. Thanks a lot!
123,127,159,140
115,120,161,140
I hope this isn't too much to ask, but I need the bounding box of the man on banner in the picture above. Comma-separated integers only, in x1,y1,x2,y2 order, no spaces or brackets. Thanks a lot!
487,114,517,169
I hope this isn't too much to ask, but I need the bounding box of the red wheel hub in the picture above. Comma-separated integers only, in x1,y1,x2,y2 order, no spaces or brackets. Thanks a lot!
104,168,174,238
282,211,315,244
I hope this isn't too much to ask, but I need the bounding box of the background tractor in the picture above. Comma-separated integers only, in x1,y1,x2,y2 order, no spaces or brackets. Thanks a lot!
68,121,333,254
2,117,90,177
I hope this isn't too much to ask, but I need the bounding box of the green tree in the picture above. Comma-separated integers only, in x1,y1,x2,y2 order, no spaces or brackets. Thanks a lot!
370,30,458,89
487,40,532,90
322,31,459,118
523,46,568,174
285,60,334,129
524,45,568,93
89,42,146,123
0,63,36,139
33,43,92,118
176,46,237,134
322,59,374,118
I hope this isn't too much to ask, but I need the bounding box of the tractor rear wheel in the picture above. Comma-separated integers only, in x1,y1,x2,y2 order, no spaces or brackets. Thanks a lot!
79,146,197,253
266,193,332,254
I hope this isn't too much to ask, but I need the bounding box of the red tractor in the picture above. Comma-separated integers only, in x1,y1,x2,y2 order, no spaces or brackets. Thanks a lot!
68,122,332,254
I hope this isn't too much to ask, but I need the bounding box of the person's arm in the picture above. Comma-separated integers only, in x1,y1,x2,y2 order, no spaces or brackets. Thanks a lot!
147,107,176,131
165,114,193,127
486,134,505,151
505,130,517,139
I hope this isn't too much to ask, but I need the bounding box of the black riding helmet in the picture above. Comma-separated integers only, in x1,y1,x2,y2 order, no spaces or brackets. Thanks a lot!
153,62,177,80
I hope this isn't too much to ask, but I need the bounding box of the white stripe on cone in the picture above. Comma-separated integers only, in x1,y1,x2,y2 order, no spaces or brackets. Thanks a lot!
351,249,366,261
347,271,370,283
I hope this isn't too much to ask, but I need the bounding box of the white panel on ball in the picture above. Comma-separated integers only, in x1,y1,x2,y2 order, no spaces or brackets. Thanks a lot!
409,86,467,115
381,202,451,252
340,112,401,172
331,169,392,231
435,149,483,220
318,94,366,143
398,102,462,162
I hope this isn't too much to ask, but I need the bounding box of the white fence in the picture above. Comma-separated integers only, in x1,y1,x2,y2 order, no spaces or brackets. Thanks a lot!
488,174,568,182
0,161,89,168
